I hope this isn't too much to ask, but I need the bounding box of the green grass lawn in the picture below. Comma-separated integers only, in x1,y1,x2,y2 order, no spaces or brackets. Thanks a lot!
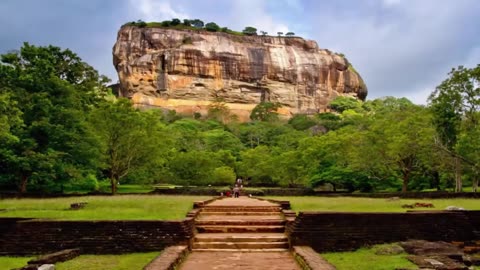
321,244,416,270
63,184,156,194
55,252,159,270
268,196,480,212
0,256,33,269
0,195,210,220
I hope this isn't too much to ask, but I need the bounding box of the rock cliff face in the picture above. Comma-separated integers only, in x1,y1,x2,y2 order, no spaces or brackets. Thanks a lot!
113,26,367,121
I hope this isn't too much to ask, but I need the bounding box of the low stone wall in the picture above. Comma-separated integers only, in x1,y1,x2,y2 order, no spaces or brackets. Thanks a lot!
0,218,195,255
313,191,480,199
288,211,480,252
150,187,314,196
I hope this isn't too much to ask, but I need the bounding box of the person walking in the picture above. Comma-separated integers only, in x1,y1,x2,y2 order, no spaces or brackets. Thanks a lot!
233,185,240,198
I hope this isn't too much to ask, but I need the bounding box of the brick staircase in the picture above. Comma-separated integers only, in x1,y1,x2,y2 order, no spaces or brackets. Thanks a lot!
192,200,289,252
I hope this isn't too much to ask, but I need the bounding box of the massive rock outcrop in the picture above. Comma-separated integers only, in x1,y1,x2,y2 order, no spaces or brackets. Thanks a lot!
113,26,367,121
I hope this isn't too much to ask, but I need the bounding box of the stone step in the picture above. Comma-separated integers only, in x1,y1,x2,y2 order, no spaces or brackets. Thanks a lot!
191,248,289,252
197,215,284,221
196,225,285,233
196,219,286,226
202,207,282,212
192,241,289,250
194,233,287,243
200,211,282,216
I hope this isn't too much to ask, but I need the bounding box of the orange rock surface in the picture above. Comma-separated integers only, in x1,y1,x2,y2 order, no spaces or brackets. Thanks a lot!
113,26,367,120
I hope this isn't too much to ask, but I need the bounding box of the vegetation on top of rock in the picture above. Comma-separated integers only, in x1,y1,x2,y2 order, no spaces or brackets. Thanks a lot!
122,19,297,38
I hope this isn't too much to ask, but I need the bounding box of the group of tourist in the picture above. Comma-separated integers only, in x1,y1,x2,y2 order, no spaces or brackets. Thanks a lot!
223,177,244,198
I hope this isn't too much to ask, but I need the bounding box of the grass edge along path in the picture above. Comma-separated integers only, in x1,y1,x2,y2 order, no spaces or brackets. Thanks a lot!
0,195,210,220
0,256,34,269
267,196,480,212
55,252,159,270
321,244,417,270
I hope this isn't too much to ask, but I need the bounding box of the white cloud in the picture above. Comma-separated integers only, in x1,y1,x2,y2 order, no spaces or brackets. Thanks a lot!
229,0,289,35
382,0,402,7
309,0,479,104
129,0,189,21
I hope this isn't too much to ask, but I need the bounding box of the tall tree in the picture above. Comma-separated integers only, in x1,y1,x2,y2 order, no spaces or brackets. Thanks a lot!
0,43,106,193
89,99,167,194
428,65,480,191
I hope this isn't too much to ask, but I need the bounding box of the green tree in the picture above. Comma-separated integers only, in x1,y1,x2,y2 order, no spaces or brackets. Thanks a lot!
285,32,295,36
167,150,222,185
0,43,106,193
201,129,244,155
212,166,236,186
329,96,362,113
205,22,220,32
288,114,317,131
171,18,181,26
207,97,232,123
161,20,171,27
89,99,167,194
250,102,282,122
242,26,257,35
271,151,306,187
190,19,204,28
237,146,276,186
428,64,480,191
349,102,435,192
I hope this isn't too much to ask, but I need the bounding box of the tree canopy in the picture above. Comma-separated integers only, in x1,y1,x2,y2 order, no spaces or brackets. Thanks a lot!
1,42,479,194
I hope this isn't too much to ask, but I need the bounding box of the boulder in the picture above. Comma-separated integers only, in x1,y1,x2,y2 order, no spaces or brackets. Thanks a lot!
400,240,463,257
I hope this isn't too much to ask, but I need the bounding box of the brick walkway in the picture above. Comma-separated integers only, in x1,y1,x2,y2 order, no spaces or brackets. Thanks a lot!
179,197,301,270
179,251,300,270
207,197,279,206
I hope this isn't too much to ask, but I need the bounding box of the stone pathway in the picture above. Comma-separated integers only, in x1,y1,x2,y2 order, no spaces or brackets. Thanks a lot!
179,197,301,270
180,251,300,270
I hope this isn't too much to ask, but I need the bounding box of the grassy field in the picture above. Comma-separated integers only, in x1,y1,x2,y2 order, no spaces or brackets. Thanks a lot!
62,184,156,194
0,256,33,269
0,195,210,220
321,244,416,270
56,252,159,270
268,196,480,212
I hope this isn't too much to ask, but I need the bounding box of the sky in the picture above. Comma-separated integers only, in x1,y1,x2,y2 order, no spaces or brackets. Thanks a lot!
0,0,479,104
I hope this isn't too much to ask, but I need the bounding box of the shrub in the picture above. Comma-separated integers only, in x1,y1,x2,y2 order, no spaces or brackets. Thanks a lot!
211,166,236,186
67,174,99,192
161,20,171,27
205,22,220,32
288,114,317,130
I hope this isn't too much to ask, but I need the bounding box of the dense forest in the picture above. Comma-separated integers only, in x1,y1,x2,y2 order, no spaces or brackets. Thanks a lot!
0,43,479,194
